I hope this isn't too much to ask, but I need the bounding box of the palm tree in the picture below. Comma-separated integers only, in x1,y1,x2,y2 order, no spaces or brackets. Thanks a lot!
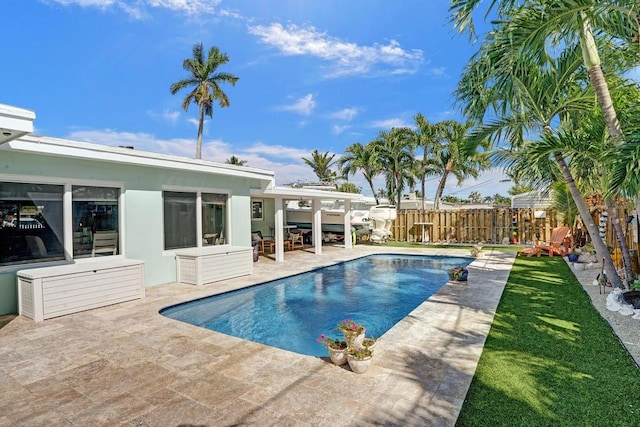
338,142,382,204
372,127,416,209
412,114,441,209
170,43,239,159
431,120,490,210
225,156,247,166
450,1,639,269
302,149,338,184
457,40,627,287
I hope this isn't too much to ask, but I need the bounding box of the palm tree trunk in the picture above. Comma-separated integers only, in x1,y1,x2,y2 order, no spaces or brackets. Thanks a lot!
196,104,205,159
554,152,623,288
421,175,426,211
605,198,634,286
365,178,379,205
433,170,449,210
588,65,622,141
579,16,634,284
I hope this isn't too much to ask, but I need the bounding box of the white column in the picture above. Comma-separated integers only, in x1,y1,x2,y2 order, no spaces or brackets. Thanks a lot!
275,196,285,262
312,197,323,255
344,199,352,249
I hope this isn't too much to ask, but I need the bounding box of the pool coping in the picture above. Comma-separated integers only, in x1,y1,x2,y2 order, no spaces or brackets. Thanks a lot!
0,245,515,426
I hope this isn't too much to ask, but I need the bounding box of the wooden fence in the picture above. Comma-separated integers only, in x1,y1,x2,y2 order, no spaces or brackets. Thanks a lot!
392,208,561,244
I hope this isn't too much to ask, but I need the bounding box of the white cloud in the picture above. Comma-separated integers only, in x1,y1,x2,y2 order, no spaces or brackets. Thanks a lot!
68,129,198,158
248,23,423,78
328,107,358,121
147,109,181,124
332,125,350,135
369,118,411,129
280,94,316,116
243,142,310,160
186,118,201,128
44,0,220,19
429,67,448,78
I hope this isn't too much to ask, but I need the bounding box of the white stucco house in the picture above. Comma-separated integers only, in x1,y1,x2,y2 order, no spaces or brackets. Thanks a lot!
0,103,361,317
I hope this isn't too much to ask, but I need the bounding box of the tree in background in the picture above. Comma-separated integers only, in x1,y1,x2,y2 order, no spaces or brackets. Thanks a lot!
337,182,360,193
302,149,338,184
372,127,416,209
431,120,490,209
338,142,382,204
170,43,239,159
225,155,247,166
413,113,441,209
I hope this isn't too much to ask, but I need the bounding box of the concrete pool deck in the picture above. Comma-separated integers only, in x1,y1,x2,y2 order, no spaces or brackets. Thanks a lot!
0,245,515,426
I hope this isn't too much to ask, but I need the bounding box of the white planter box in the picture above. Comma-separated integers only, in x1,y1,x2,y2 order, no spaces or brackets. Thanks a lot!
175,245,253,286
18,258,145,322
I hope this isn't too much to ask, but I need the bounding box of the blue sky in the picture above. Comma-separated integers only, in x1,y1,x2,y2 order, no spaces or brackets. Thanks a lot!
3,0,515,199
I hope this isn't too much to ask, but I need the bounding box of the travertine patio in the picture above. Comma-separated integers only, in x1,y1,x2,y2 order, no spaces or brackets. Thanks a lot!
0,245,515,426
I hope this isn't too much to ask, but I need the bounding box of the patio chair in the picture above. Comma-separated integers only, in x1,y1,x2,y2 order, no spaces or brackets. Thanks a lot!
91,231,118,256
533,226,571,257
289,232,304,250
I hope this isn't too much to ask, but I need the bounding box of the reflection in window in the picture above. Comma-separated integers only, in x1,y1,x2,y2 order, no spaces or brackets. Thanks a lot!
72,186,120,258
162,191,228,249
0,182,64,265
163,191,197,250
202,193,227,246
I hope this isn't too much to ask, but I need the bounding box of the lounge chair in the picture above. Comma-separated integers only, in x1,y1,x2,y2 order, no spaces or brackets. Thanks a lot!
533,226,571,257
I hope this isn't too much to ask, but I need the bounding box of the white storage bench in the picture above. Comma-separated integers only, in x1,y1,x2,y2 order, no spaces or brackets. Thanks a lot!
17,258,145,322
175,245,253,286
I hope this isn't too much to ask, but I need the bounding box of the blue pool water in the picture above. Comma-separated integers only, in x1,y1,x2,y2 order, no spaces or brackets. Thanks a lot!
160,254,472,357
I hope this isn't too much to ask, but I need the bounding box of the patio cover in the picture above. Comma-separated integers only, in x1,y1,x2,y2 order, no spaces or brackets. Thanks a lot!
252,185,365,262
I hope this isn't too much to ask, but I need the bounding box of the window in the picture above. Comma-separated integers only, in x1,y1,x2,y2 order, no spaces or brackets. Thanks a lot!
0,182,64,265
202,193,227,246
251,199,264,221
163,191,197,250
72,186,120,257
163,190,228,249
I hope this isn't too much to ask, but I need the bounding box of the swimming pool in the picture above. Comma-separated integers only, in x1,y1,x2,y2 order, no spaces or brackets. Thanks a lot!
160,254,473,357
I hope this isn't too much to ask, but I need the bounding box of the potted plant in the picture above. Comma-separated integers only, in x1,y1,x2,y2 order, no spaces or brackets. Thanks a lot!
337,319,366,348
447,266,468,282
362,336,376,350
317,334,348,365
346,345,373,373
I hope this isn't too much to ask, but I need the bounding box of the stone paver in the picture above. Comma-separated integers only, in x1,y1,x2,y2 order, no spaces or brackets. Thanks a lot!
0,245,515,426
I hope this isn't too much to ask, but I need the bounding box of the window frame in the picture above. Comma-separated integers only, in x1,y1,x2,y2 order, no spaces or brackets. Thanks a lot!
162,186,230,252
0,174,125,271
251,199,264,221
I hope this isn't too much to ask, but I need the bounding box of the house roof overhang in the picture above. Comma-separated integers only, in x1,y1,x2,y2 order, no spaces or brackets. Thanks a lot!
0,104,36,145
2,134,275,185
252,185,364,201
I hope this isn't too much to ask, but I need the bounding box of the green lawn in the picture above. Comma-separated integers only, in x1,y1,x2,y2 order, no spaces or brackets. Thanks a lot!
456,256,640,427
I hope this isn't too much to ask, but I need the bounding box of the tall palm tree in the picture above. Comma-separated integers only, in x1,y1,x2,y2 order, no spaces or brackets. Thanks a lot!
450,1,639,271
302,149,338,183
431,120,490,210
225,155,247,166
170,43,239,159
457,37,627,286
338,142,382,204
412,114,441,209
372,127,416,208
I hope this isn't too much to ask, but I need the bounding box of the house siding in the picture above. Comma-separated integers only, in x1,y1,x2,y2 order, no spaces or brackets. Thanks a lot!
0,147,268,315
